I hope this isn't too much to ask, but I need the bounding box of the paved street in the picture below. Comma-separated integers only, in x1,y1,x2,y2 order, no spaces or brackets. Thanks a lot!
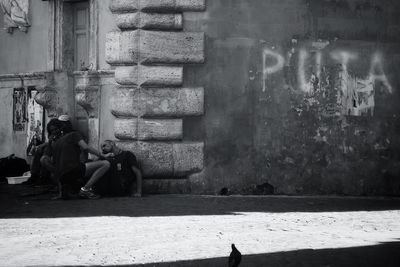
1,184,400,266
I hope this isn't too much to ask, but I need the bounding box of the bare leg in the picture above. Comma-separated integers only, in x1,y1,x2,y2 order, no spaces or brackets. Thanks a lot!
135,172,142,197
83,160,110,189
130,167,142,197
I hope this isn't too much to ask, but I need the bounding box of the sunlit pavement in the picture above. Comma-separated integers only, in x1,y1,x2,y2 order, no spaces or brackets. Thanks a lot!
1,192,400,266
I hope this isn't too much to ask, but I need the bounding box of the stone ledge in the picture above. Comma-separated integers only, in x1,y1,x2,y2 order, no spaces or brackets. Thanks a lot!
72,70,115,77
114,118,183,140
0,72,46,81
111,87,204,117
0,72,47,89
110,0,205,13
117,141,204,177
106,30,204,64
106,31,139,64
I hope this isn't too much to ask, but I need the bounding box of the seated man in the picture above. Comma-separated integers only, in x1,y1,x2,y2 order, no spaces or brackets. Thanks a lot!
24,118,61,186
101,140,142,197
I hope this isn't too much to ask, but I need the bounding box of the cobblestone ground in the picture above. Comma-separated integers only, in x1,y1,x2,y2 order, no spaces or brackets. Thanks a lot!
1,185,400,266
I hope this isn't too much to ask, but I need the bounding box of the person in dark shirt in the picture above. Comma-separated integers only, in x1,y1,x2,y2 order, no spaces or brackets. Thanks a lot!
46,115,110,199
101,140,142,197
24,118,61,186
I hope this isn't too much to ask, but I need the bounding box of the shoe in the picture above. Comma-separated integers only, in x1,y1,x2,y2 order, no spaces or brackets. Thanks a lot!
79,187,100,199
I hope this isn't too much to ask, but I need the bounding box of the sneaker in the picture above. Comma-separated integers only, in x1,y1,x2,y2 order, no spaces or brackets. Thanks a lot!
79,187,100,199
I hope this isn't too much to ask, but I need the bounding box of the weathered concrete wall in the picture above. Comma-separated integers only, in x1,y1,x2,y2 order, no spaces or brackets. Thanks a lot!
0,1,49,74
98,0,119,70
0,86,15,158
182,0,400,195
0,1,50,159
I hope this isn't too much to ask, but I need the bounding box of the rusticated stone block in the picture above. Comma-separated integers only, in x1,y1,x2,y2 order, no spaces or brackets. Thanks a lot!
110,87,138,117
111,87,204,117
110,0,137,12
105,31,139,65
105,30,204,64
110,0,205,12
120,141,173,176
114,118,183,140
141,31,204,64
115,66,183,86
115,13,182,30
117,141,204,177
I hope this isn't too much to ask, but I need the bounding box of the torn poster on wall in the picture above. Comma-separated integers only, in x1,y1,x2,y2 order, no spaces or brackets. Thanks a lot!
13,87,26,131
337,70,375,117
26,87,44,156
0,0,30,33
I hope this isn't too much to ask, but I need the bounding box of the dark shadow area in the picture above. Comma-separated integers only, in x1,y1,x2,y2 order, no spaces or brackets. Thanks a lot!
54,241,400,267
1,183,400,219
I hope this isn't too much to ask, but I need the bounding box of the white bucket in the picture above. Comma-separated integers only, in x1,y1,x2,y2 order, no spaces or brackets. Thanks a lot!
6,175,30,184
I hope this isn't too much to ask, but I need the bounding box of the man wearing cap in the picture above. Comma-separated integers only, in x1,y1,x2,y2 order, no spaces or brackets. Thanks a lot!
48,115,110,199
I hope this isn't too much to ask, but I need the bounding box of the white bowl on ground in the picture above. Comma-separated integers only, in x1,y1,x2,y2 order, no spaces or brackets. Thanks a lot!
6,175,30,184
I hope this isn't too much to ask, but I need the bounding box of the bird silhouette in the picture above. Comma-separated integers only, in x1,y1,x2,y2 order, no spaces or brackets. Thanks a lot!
228,244,242,267
80,62,93,71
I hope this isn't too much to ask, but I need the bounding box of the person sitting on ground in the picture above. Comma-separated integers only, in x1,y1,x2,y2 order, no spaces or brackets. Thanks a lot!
46,115,110,199
40,118,66,198
24,118,62,187
100,140,142,197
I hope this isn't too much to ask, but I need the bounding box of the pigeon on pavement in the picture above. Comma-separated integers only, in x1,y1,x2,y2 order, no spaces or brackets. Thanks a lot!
229,243,242,267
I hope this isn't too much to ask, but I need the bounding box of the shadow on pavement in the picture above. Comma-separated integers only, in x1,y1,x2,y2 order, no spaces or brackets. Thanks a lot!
55,241,400,267
1,183,400,219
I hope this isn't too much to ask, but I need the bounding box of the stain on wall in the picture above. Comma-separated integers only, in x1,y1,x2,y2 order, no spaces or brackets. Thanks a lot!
184,0,400,196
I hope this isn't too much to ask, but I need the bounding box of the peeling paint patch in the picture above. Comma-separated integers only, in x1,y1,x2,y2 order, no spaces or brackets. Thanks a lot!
337,72,375,116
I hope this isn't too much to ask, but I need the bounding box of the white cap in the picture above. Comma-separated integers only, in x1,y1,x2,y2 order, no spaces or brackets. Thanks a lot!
58,114,70,121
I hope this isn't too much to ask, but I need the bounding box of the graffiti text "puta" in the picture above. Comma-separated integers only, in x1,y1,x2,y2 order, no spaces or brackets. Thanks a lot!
262,48,393,94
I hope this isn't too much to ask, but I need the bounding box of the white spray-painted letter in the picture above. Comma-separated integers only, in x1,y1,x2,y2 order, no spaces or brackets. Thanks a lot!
298,49,310,93
369,53,393,94
262,48,285,92
315,51,322,79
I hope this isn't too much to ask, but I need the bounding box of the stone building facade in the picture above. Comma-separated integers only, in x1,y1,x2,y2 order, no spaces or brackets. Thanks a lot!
1,0,400,195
